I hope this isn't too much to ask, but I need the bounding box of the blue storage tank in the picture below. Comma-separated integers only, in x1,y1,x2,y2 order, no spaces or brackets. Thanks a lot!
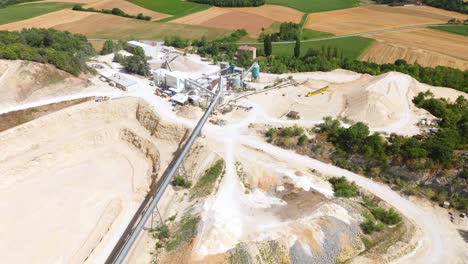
252,62,260,79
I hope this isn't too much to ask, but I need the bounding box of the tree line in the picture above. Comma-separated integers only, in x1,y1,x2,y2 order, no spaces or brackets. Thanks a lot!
0,0,37,8
0,29,95,75
72,5,152,21
375,0,467,14
259,22,302,42
189,0,265,7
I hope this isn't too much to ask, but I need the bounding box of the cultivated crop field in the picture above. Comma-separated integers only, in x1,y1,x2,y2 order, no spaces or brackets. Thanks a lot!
252,36,374,59
360,28,468,70
0,2,74,25
266,0,361,13
305,5,468,35
0,9,229,40
84,0,170,21
128,0,210,21
171,5,304,36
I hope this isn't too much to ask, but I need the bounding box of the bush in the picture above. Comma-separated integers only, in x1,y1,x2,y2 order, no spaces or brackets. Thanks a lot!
172,176,192,188
361,214,384,234
329,176,359,197
157,224,170,239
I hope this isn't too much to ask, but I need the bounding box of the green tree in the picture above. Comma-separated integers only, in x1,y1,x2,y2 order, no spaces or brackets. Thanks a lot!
263,34,272,57
294,37,300,58
101,40,114,55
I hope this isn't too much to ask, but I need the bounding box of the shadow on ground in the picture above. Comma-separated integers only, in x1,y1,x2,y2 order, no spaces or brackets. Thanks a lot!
458,229,468,243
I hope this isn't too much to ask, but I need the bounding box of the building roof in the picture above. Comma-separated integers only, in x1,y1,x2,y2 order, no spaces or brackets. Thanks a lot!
170,93,188,104
238,45,256,51
127,40,153,48
106,73,137,88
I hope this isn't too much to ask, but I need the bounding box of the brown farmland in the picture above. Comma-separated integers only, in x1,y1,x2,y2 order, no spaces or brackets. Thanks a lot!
360,28,468,70
84,0,170,21
171,5,303,36
305,5,468,35
0,10,228,40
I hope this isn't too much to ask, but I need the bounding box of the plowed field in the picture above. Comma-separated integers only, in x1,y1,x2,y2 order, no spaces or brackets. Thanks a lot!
305,5,468,35
360,28,468,70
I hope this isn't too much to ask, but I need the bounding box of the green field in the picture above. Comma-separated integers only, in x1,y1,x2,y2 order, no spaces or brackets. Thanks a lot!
266,0,361,13
0,2,73,25
253,36,374,59
301,29,334,40
128,0,210,21
429,25,468,36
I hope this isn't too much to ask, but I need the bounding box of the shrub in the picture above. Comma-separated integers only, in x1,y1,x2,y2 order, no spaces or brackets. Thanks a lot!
172,176,192,188
329,177,359,197
157,224,170,239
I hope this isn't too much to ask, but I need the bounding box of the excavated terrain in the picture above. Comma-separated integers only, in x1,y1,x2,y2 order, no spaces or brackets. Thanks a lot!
0,97,188,263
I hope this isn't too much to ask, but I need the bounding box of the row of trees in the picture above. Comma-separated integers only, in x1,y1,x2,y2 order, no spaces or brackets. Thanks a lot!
189,0,264,7
259,22,302,42
0,29,95,75
72,5,151,21
375,0,467,14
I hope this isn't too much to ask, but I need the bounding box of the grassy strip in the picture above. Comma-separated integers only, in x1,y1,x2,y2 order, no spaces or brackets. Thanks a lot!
128,0,210,21
190,159,225,200
166,214,200,251
252,36,374,59
429,25,468,36
0,2,73,25
301,29,334,40
266,0,361,13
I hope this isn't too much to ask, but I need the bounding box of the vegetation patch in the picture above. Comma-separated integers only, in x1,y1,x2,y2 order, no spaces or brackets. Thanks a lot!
0,29,95,75
429,25,468,36
329,177,359,198
190,0,265,7
72,5,152,21
0,2,73,25
166,214,200,251
128,0,210,21
265,0,361,13
190,159,225,200
264,102,467,213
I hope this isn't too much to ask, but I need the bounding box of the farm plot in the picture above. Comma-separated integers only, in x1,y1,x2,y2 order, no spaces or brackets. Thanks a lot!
171,5,304,36
360,28,468,70
305,5,468,35
0,9,228,40
0,2,74,25
429,25,468,36
128,0,210,21
251,36,374,59
84,0,170,21
266,0,361,13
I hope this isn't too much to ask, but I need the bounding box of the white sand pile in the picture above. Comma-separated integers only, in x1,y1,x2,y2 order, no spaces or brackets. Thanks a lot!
341,71,413,128
0,98,181,263
242,71,466,135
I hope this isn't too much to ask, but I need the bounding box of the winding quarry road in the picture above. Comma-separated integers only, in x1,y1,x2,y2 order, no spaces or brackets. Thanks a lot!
0,72,463,263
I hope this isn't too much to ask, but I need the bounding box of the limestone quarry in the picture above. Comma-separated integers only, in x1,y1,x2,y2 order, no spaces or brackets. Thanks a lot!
0,57,467,264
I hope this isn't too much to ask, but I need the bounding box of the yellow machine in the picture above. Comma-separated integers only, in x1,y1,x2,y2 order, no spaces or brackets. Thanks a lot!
306,86,328,97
